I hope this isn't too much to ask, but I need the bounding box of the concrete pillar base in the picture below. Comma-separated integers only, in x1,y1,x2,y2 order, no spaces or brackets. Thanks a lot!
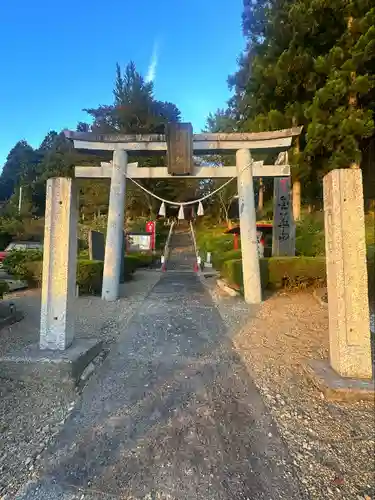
304,359,374,402
0,339,103,393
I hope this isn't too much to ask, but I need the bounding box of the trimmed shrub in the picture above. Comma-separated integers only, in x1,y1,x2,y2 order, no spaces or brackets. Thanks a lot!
267,257,326,288
78,249,90,259
0,280,9,298
24,261,43,286
124,255,140,276
221,257,327,291
76,260,103,295
78,254,154,291
295,214,325,257
221,259,244,291
3,250,43,281
212,250,242,271
0,232,12,251
26,259,105,295
124,253,155,276
197,230,236,254
130,253,154,268
24,253,155,292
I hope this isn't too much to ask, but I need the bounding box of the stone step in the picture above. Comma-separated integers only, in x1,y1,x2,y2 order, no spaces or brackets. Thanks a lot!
166,230,197,271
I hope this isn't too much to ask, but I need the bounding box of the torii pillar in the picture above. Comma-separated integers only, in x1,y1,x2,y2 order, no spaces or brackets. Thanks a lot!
65,125,301,303
236,149,262,304
102,149,127,301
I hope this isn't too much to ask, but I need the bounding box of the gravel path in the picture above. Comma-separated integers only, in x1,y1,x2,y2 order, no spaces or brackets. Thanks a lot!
0,270,161,499
16,272,301,500
208,289,374,500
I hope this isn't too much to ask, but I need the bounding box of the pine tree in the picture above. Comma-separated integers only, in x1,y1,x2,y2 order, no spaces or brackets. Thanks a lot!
84,62,180,135
305,0,374,171
226,0,374,214
0,141,39,201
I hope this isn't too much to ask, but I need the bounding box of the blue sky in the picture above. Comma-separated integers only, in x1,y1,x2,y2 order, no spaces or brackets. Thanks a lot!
0,0,244,167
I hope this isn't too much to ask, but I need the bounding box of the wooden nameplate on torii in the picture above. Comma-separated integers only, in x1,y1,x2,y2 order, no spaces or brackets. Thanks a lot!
166,122,194,176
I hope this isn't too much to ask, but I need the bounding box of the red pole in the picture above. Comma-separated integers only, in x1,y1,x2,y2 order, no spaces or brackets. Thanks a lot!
234,233,239,250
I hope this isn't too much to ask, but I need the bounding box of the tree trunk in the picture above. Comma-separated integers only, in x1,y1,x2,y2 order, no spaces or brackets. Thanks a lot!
293,180,301,221
347,16,361,169
258,178,264,213
291,116,302,221
222,207,230,229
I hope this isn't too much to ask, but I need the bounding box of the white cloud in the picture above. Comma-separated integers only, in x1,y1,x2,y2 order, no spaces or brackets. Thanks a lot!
146,40,159,83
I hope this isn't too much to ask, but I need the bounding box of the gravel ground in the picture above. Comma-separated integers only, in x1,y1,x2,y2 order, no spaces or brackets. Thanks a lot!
16,272,301,500
0,270,161,499
204,281,375,500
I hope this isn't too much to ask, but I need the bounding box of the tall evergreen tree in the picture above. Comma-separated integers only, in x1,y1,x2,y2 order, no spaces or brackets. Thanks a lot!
0,141,39,202
305,0,374,171
83,62,180,135
224,0,374,214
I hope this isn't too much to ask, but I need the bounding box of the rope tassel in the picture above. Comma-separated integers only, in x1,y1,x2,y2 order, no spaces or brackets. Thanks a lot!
178,205,185,220
197,201,204,216
158,201,166,217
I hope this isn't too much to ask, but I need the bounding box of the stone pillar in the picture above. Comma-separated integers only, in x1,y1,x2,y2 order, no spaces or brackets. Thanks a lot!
205,252,212,268
102,149,127,301
272,177,296,256
40,178,78,350
236,149,262,304
323,168,372,379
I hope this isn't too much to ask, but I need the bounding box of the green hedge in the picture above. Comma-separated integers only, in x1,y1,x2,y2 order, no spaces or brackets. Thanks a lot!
24,259,104,295
76,260,104,294
3,250,43,281
221,256,375,296
266,257,326,287
221,259,244,291
212,249,242,271
197,231,236,254
24,261,43,286
0,280,9,298
20,253,154,294
125,253,153,269
221,257,327,291
295,214,325,257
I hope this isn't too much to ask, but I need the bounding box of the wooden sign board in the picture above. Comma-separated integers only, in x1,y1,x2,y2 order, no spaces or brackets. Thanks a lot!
126,233,152,252
272,177,296,256
166,123,194,175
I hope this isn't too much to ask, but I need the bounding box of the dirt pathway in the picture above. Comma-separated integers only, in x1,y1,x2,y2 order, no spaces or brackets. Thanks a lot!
16,273,301,500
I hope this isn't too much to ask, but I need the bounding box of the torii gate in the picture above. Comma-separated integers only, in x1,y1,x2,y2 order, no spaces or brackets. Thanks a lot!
40,125,300,350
